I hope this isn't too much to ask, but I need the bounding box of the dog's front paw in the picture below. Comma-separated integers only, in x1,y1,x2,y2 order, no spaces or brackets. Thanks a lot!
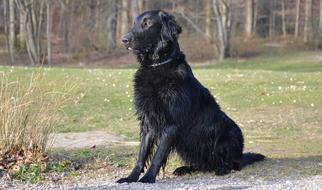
138,175,155,183
116,176,138,183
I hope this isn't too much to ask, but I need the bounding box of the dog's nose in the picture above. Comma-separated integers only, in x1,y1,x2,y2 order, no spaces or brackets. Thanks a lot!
122,37,129,44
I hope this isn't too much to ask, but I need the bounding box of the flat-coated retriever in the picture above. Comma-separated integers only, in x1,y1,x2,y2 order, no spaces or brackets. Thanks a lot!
117,10,265,184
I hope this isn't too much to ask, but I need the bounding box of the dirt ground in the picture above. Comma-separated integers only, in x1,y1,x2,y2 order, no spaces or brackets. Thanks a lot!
50,131,139,149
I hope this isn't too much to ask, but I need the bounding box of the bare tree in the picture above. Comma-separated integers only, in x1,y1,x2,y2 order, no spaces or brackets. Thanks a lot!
19,5,27,50
138,0,144,13
60,0,70,53
245,0,253,38
120,0,129,37
15,0,43,65
36,1,45,60
212,0,232,60
269,0,276,39
281,0,287,37
2,0,322,64
3,0,11,63
107,0,118,51
9,0,15,63
131,0,138,21
46,0,52,65
205,0,212,38
3,0,7,35
252,0,258,35
295,0,301,37
304,0,312,43
319,0,322,48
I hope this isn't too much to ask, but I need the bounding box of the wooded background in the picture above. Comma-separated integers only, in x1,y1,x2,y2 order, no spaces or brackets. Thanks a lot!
0,0,321,66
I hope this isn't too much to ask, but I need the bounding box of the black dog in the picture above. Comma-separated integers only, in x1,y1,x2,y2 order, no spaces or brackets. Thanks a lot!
117,10,265,184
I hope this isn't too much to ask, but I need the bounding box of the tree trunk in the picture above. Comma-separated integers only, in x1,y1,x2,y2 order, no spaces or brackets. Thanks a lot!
252,0,257,35
269,0,276,39
107,0,118,51
19,7,27,50
36,1,45,61
3,0,7,36
88,1,96,30
26,7,38,65
3,0,11,63
212,0,231,61
61,0,70,53
225,1,232,58
205,0,212,38
9,0,15,63
131,0,138,22
171,1,176,11
295,0,301,37
304,0,312,43
245,0,253,38
319,0,322,48
120,0,129,36
46,0,52,65
281,0,287,37
16,0,39,65
138,0,144,13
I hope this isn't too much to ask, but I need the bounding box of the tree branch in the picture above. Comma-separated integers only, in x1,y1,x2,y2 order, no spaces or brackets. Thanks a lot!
176,10,209,40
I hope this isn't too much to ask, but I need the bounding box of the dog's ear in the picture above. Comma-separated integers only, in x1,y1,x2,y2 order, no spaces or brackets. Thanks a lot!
159,11,182,42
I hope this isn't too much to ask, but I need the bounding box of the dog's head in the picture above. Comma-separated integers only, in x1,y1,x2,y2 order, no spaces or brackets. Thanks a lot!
122,10,182,65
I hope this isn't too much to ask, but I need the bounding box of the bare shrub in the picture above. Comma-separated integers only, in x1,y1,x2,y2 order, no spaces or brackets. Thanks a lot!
0,71,72,173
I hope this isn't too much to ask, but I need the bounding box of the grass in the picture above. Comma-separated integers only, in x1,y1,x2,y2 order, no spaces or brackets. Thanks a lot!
2,50,321,138
0,49,322,182
195,46,322,71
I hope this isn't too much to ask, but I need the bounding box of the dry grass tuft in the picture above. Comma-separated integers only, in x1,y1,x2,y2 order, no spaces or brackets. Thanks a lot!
0,71,72,173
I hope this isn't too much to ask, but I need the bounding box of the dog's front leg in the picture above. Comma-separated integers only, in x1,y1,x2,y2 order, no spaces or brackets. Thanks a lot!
138,127,177,183
116,132,153,183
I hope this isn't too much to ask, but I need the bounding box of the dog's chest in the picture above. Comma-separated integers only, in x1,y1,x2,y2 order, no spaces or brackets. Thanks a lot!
133,71,179,125
134,77,176,109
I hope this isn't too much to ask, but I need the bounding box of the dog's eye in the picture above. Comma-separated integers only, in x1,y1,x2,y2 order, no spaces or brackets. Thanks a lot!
141,19,151,29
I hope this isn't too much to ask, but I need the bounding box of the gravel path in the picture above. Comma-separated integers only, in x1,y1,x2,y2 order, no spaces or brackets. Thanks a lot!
2,174,322,190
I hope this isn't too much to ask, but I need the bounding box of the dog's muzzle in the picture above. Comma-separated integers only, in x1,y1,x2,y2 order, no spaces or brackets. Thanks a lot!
122,33,133,50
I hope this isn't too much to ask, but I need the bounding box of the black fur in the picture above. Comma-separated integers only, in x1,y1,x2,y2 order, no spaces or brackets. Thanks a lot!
117,10,265,184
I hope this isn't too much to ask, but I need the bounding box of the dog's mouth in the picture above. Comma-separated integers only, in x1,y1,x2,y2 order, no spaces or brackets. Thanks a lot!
125,45,145,54
124,42,153,54
124,43,135,52
126,46,138,53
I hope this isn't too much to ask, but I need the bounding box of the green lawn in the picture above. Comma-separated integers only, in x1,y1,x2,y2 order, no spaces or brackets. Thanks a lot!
1,50,322,160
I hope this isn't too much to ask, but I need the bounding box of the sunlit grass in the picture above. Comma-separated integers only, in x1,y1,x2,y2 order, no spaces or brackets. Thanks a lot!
0,50,321,146
0,52,321,142
196,50,322,72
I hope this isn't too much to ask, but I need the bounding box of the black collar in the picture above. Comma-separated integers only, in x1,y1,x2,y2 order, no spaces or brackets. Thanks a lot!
148,43,181,67
150,58,174,67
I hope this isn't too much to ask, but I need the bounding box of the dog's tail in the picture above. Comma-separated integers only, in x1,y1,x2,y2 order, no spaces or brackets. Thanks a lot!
241,152,265,168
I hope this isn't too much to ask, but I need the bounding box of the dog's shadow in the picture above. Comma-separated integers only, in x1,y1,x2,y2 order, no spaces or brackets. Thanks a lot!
239,155,322,179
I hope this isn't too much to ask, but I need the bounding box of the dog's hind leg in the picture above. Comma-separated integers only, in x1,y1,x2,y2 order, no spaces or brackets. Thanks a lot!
213,139,243,176
173,166,197,176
